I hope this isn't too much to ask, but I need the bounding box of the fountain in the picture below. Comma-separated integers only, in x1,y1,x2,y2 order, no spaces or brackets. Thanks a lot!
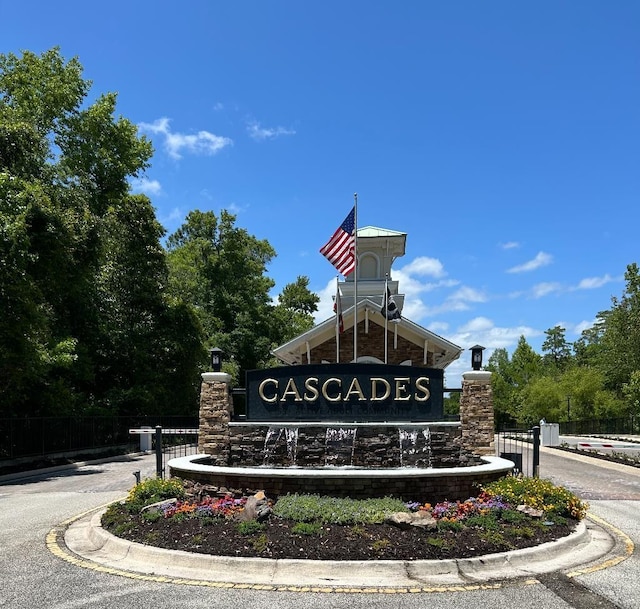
169,365,514,504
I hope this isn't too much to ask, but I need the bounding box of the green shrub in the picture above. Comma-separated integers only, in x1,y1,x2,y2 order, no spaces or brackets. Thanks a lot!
436,519,464,532
291,522,321,536
141,510,162,523
371,538,391,552
252,533,269,552
125,478,185,513
465,512,500,531
482,476,588,520
101,503,130,529
236,520,265,535
273,494,408,525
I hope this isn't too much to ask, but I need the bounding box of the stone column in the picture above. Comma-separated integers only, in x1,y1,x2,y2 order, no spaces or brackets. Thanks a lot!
459,370,494,455
197,372,233,465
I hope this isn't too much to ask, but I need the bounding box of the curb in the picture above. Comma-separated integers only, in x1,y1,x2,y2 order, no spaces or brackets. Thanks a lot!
52,507,632,592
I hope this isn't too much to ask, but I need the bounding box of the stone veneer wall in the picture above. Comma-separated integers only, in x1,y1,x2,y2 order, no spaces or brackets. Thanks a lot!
459,370,494,455
227,424,480,469
176,467,505,504
182,370,504,503
197,372,233,465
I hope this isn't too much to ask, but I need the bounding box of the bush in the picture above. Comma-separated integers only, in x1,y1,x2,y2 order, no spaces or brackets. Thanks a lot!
291,522,322,536
125,477,185,513
482,475,588,520
273,494,408,525
236,520,265,535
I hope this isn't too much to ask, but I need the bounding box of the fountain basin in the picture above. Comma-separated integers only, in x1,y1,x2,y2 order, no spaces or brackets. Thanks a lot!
168,454,515,503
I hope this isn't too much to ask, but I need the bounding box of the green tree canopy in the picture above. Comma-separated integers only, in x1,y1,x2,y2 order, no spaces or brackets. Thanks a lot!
0,48,201,416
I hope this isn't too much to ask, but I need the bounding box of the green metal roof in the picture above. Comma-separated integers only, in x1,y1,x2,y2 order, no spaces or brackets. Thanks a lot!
357,226,407,238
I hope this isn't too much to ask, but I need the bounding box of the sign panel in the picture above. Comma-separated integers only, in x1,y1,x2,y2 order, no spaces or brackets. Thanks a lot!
245,363,444,422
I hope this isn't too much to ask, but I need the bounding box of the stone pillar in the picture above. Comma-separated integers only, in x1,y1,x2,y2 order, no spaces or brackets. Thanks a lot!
459,370,494,455
198,372,233,465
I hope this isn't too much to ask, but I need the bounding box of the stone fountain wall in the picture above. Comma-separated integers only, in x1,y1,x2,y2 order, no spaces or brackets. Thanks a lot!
197,370,494,468
174,369,505,502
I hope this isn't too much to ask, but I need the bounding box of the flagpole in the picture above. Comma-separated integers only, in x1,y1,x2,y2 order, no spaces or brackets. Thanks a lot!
335,275,340,363
353,192,358,364
384,273,389,364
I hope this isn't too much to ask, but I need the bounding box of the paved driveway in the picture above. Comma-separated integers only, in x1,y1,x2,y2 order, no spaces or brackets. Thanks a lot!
0,450,638,608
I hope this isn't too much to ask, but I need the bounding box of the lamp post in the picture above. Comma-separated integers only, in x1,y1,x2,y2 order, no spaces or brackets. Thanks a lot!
470,345,485,371
209,347,223,372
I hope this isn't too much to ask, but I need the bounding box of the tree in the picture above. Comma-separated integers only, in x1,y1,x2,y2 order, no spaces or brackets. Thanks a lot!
268,276,319,352
486,348,518,428
0,48,201,416
166,210,278,381
597,263,640,393
541,325,572,373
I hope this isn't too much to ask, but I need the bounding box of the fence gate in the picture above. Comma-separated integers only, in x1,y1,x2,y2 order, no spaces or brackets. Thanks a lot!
129,426,199,479
497,426,540,477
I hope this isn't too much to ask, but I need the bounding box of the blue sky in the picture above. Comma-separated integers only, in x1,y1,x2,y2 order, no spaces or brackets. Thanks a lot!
2,1,639,386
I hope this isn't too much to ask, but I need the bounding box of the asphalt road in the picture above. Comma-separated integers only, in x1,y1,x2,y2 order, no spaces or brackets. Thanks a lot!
0,448,638,609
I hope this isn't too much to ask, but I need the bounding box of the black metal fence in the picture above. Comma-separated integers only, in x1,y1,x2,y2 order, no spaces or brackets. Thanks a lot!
559,416,638,436
0,415,198,463
497,426,540,477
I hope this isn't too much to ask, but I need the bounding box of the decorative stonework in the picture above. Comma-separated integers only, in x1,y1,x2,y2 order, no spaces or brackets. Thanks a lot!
459,370,494,455
197,373,233,465
197,369,495,467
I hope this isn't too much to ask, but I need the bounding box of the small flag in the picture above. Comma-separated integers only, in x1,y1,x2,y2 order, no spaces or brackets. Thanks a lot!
320,207,356,277
381,286,401,321
334,284,344,333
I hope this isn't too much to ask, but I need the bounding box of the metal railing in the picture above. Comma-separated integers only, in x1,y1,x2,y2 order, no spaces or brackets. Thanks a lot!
559,415,638,436
0,415,198,463
128,426,199,478
497,426,540,477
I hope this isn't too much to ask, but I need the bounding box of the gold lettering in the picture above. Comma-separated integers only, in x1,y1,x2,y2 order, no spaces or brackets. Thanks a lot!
370,377,391,401
304,377,320,402
414,377,431,401
258,378,278,403
344,377,366,401
322,378,342,402
280,377,303,402
395,377,411,401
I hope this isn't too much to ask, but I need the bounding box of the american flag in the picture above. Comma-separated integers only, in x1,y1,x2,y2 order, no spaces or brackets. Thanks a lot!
319,207,356,276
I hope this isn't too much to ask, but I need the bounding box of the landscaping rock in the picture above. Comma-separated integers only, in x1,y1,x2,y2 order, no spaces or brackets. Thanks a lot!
140,498,177,514
385,511,437,530
517,504,544,518
237,490,272,522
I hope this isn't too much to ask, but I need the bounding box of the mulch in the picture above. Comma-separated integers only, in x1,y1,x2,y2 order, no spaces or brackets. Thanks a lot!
105,508,576,561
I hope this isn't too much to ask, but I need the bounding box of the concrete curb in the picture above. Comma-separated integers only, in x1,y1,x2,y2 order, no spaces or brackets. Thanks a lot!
59,508,626,589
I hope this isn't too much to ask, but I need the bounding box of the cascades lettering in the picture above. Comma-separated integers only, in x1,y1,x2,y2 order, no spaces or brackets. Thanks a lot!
258,376,431,404
244,363,445,422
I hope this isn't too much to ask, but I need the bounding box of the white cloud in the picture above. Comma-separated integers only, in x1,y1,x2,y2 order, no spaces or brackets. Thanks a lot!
500,241,520,250
400,256,445,278
138,117,232,159
507,251,553,273
573,319,596,336
441,316,542,387
159,207,184,229
575,274,616,290
531,282,562,298
130,177,162,195
315,278,339,322
247,120,296,141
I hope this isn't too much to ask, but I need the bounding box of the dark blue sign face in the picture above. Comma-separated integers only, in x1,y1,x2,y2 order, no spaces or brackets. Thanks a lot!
245,363,444,422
